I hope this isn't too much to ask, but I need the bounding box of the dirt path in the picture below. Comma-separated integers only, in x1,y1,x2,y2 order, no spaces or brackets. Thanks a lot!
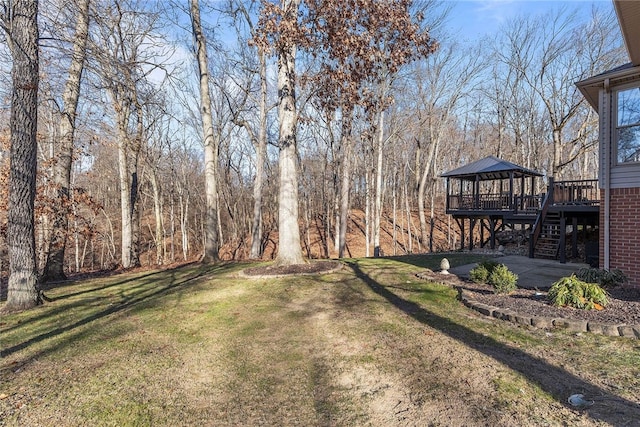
269,266,639,426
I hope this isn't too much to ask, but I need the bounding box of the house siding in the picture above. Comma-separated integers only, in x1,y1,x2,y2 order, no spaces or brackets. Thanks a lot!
610,164,640,188
608,83,640,188
601,188,640,286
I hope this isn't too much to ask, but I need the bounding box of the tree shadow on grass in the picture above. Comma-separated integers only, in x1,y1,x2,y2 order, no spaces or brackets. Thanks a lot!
0,270,178,336
347,261,640,424
0,263,233,361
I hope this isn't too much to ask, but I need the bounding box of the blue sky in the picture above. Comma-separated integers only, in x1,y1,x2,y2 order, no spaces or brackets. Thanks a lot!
448,0,614,41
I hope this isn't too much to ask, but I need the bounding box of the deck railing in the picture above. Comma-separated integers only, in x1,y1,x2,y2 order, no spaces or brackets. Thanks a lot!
446,178,599,213
551,179,599,206
447,193,511,211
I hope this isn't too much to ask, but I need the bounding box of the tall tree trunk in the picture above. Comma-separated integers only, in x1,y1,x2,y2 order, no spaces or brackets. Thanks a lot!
150,170,163,265
274,0,304,266
373,110,384,257
417,120,440,247
129,99,143,268
365,169,371,257
392,172,397,255
403,170,413,254
190,0,219,263
249,50,267,259
42,0,90,282
552,127,562,178
4,0,41,311
338,106,354,258
116,111,133,268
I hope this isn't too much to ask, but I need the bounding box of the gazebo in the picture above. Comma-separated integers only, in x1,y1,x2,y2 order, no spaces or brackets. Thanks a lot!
442,155,599,261
441,156,544,250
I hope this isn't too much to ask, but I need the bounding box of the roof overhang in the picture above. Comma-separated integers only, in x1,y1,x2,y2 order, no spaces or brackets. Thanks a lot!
614,0,640,66
576,1,640,112
441,155,543,181
576,63,640,112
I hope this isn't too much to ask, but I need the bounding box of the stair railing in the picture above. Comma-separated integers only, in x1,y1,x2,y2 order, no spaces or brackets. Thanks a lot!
529,177,555,258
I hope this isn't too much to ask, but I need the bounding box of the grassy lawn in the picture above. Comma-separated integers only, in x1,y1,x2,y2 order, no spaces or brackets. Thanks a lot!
1,255,639,426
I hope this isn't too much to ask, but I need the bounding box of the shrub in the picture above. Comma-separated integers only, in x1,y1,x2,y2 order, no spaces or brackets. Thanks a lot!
469,260,500,284
548,275,609,310
488,264,518,294
469,265,489,283
575,267,627,288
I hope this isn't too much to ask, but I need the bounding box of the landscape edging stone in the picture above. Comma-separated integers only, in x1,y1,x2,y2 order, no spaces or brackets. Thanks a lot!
457,288,639,340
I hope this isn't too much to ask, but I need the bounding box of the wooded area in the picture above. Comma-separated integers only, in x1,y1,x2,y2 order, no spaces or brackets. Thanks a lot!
0,0,626,309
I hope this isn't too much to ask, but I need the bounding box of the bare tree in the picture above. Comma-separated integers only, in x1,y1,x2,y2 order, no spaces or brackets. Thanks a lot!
255,0,305,265
90,0,167,268
42,0,90,281
495,7,622,177
1,0,41,310
189,0,220,262
411,41,484,247
303,0,437,258
221,0,269,259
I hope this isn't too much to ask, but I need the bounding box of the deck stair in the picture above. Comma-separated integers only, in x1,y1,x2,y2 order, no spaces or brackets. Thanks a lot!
534,212,561,259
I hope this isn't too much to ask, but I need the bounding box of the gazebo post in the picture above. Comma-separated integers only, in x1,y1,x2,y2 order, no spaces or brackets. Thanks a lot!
445,178,450,211
520,174,525,211
474,175,480,209
530,175,535,209
509,171,514,210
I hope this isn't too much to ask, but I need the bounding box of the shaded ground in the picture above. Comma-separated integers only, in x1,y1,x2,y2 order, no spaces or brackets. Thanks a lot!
242,260,343,277
1,257,639,426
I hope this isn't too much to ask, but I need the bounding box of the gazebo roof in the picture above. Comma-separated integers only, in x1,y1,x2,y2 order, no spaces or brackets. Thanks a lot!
440,156,543,181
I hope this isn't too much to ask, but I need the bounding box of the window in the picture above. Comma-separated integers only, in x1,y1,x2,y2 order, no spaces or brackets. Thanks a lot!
616,87,640,163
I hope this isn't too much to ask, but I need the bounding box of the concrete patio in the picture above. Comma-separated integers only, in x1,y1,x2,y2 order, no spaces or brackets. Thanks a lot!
449,255,589,290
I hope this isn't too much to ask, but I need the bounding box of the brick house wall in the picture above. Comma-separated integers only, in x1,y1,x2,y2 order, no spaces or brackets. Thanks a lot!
602,188,640,286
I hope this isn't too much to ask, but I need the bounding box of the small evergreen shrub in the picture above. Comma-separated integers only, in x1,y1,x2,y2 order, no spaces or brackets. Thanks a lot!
488,264,518,294
469,260,500,284
575,267,627,288
469,261,518,293
548,275,609,310
469,265,489,283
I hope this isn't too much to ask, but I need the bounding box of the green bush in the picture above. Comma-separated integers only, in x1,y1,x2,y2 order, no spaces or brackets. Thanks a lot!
488,264,518,294
469,265,489,283
575,267,627,288
548,275,609,310
469,261,518,293
469,260,500,284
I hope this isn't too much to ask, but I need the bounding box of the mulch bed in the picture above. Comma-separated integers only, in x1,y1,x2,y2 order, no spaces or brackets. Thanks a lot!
242,260,343,278
416,269,640,326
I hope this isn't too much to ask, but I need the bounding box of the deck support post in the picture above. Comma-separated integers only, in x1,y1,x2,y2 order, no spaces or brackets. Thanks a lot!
559,216,566,264
572,217,579,259
469,218,477,251
489,217,497,249
455,217,465,251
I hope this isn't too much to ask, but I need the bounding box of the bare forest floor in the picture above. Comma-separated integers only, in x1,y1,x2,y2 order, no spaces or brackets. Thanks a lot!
219,208,457,261
1,256,639,426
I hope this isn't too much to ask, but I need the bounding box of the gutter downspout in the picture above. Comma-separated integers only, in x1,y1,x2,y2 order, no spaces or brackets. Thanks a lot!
603,78,610,270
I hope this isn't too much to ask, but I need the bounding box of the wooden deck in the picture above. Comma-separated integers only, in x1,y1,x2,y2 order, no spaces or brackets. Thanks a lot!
446,179,599,218
445,179,600,262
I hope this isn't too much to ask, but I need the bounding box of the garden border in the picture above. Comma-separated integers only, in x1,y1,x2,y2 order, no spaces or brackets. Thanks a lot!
457,288,640,339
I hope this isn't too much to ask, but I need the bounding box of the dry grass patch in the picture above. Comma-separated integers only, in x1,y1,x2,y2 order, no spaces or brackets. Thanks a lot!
1,256,639,426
